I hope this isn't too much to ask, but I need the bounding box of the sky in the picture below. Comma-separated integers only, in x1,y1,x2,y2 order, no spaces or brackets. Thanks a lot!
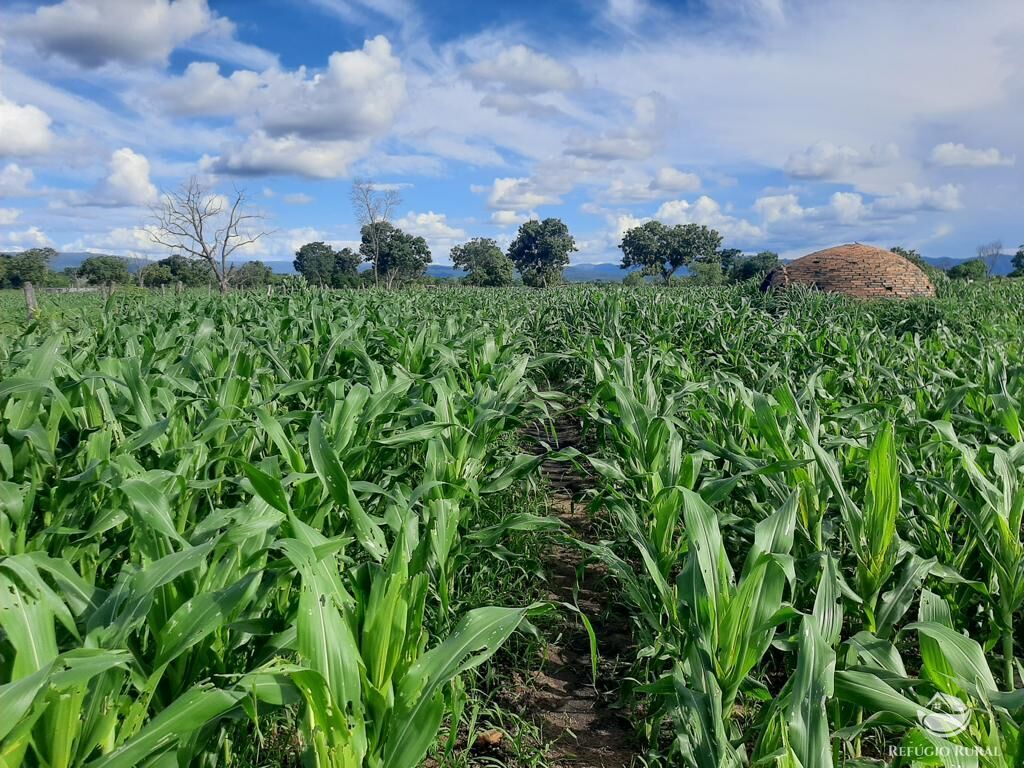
0,0,1022,266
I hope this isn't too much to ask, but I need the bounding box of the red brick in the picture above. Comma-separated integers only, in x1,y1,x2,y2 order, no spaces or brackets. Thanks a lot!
761,243,936,299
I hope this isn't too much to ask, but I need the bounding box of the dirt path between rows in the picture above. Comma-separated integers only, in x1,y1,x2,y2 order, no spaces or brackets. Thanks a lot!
520,415,638,768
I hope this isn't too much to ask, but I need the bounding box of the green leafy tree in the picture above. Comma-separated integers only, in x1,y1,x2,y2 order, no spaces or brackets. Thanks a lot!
77,255,132,285
719,248,743,275
156,254,215,286
332,247,362,287
947,258,989,281
619,221,722,283
508,218,576,287
139,262,174,287
890,245,943,282
689,258,725,285
293,242,337,286
622,270,647,286
2,247,55,287
359,222,431,288
451,238,515,287
230,261,275,288
728,251,779,282
1011,245,1024,278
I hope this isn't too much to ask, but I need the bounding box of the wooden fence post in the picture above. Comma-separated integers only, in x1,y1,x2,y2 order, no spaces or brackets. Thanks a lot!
176,281,183,294
23,281,38,321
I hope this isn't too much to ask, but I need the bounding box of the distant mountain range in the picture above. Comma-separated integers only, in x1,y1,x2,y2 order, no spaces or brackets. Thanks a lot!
921,253,1015,276
36,251,1019,282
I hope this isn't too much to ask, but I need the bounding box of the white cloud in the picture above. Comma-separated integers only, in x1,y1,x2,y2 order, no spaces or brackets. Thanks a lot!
1,226,52,248
875,183,962,212
473,177,563,211
753,193,805,224
206,132,371,179
181,37,404,178
394,210,466,240
394,210,467,256
656,196,763,241
0,98,54,156
0,208,21,225
755,190,870,228
604,0,649,27
930,142,1015,168
599,167,702,203
283,193,314,205
651,167,701,193
565,94,662,161
466,45,580,93
259,37,405,141
828,191,869,223
99,148,158,206
64,225,163,257
479,93,568,120
612,212,648,241
784,141,899,180
490,209,537,226
156,62,262,116
0,164,34,197
158,37,404,137
566,135,654,161
14,0,216,68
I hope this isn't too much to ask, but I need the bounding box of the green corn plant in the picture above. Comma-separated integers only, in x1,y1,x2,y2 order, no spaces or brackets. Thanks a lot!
935,421,1024,691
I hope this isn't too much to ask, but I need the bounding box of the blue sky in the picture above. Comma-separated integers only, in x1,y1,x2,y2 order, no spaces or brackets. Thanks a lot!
0,0,1022,265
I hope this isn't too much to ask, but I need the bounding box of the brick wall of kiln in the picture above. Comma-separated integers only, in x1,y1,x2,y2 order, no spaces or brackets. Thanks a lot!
762,246,936,299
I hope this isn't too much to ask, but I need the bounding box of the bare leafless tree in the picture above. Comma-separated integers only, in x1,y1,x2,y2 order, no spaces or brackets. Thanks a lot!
149,177,271,293
978,240,1003,277
350,179,400,287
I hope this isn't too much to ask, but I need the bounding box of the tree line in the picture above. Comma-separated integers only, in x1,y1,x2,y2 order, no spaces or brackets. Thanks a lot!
5,172,1022,290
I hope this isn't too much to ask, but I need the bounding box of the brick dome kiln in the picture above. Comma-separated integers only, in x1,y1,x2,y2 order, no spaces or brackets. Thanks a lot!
761,243,936,299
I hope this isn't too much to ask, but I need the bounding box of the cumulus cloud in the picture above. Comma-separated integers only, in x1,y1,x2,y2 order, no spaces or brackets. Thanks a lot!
186,37,405,178
395,210,466,240
0,98,55,156
0,208,21,225
655,196,763,241
930,142,1015,168
394,210,467,255
98,148,158,206
651,167,701,193
784,141,899,180
1,226,52,248
206,132,371,179
0,164,34,197
753,193,806,224
158,36,404,138
259,37,405,140
14,0,215,68
283,193,314,205
490,209,537,226
473,177,563,211
599,166,701,203
875,183,962,212
754,191,868,227
466,45,580,93
155,62,262,116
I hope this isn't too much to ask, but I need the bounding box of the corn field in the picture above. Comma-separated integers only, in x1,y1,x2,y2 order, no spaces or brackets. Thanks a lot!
1,281,1023,767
